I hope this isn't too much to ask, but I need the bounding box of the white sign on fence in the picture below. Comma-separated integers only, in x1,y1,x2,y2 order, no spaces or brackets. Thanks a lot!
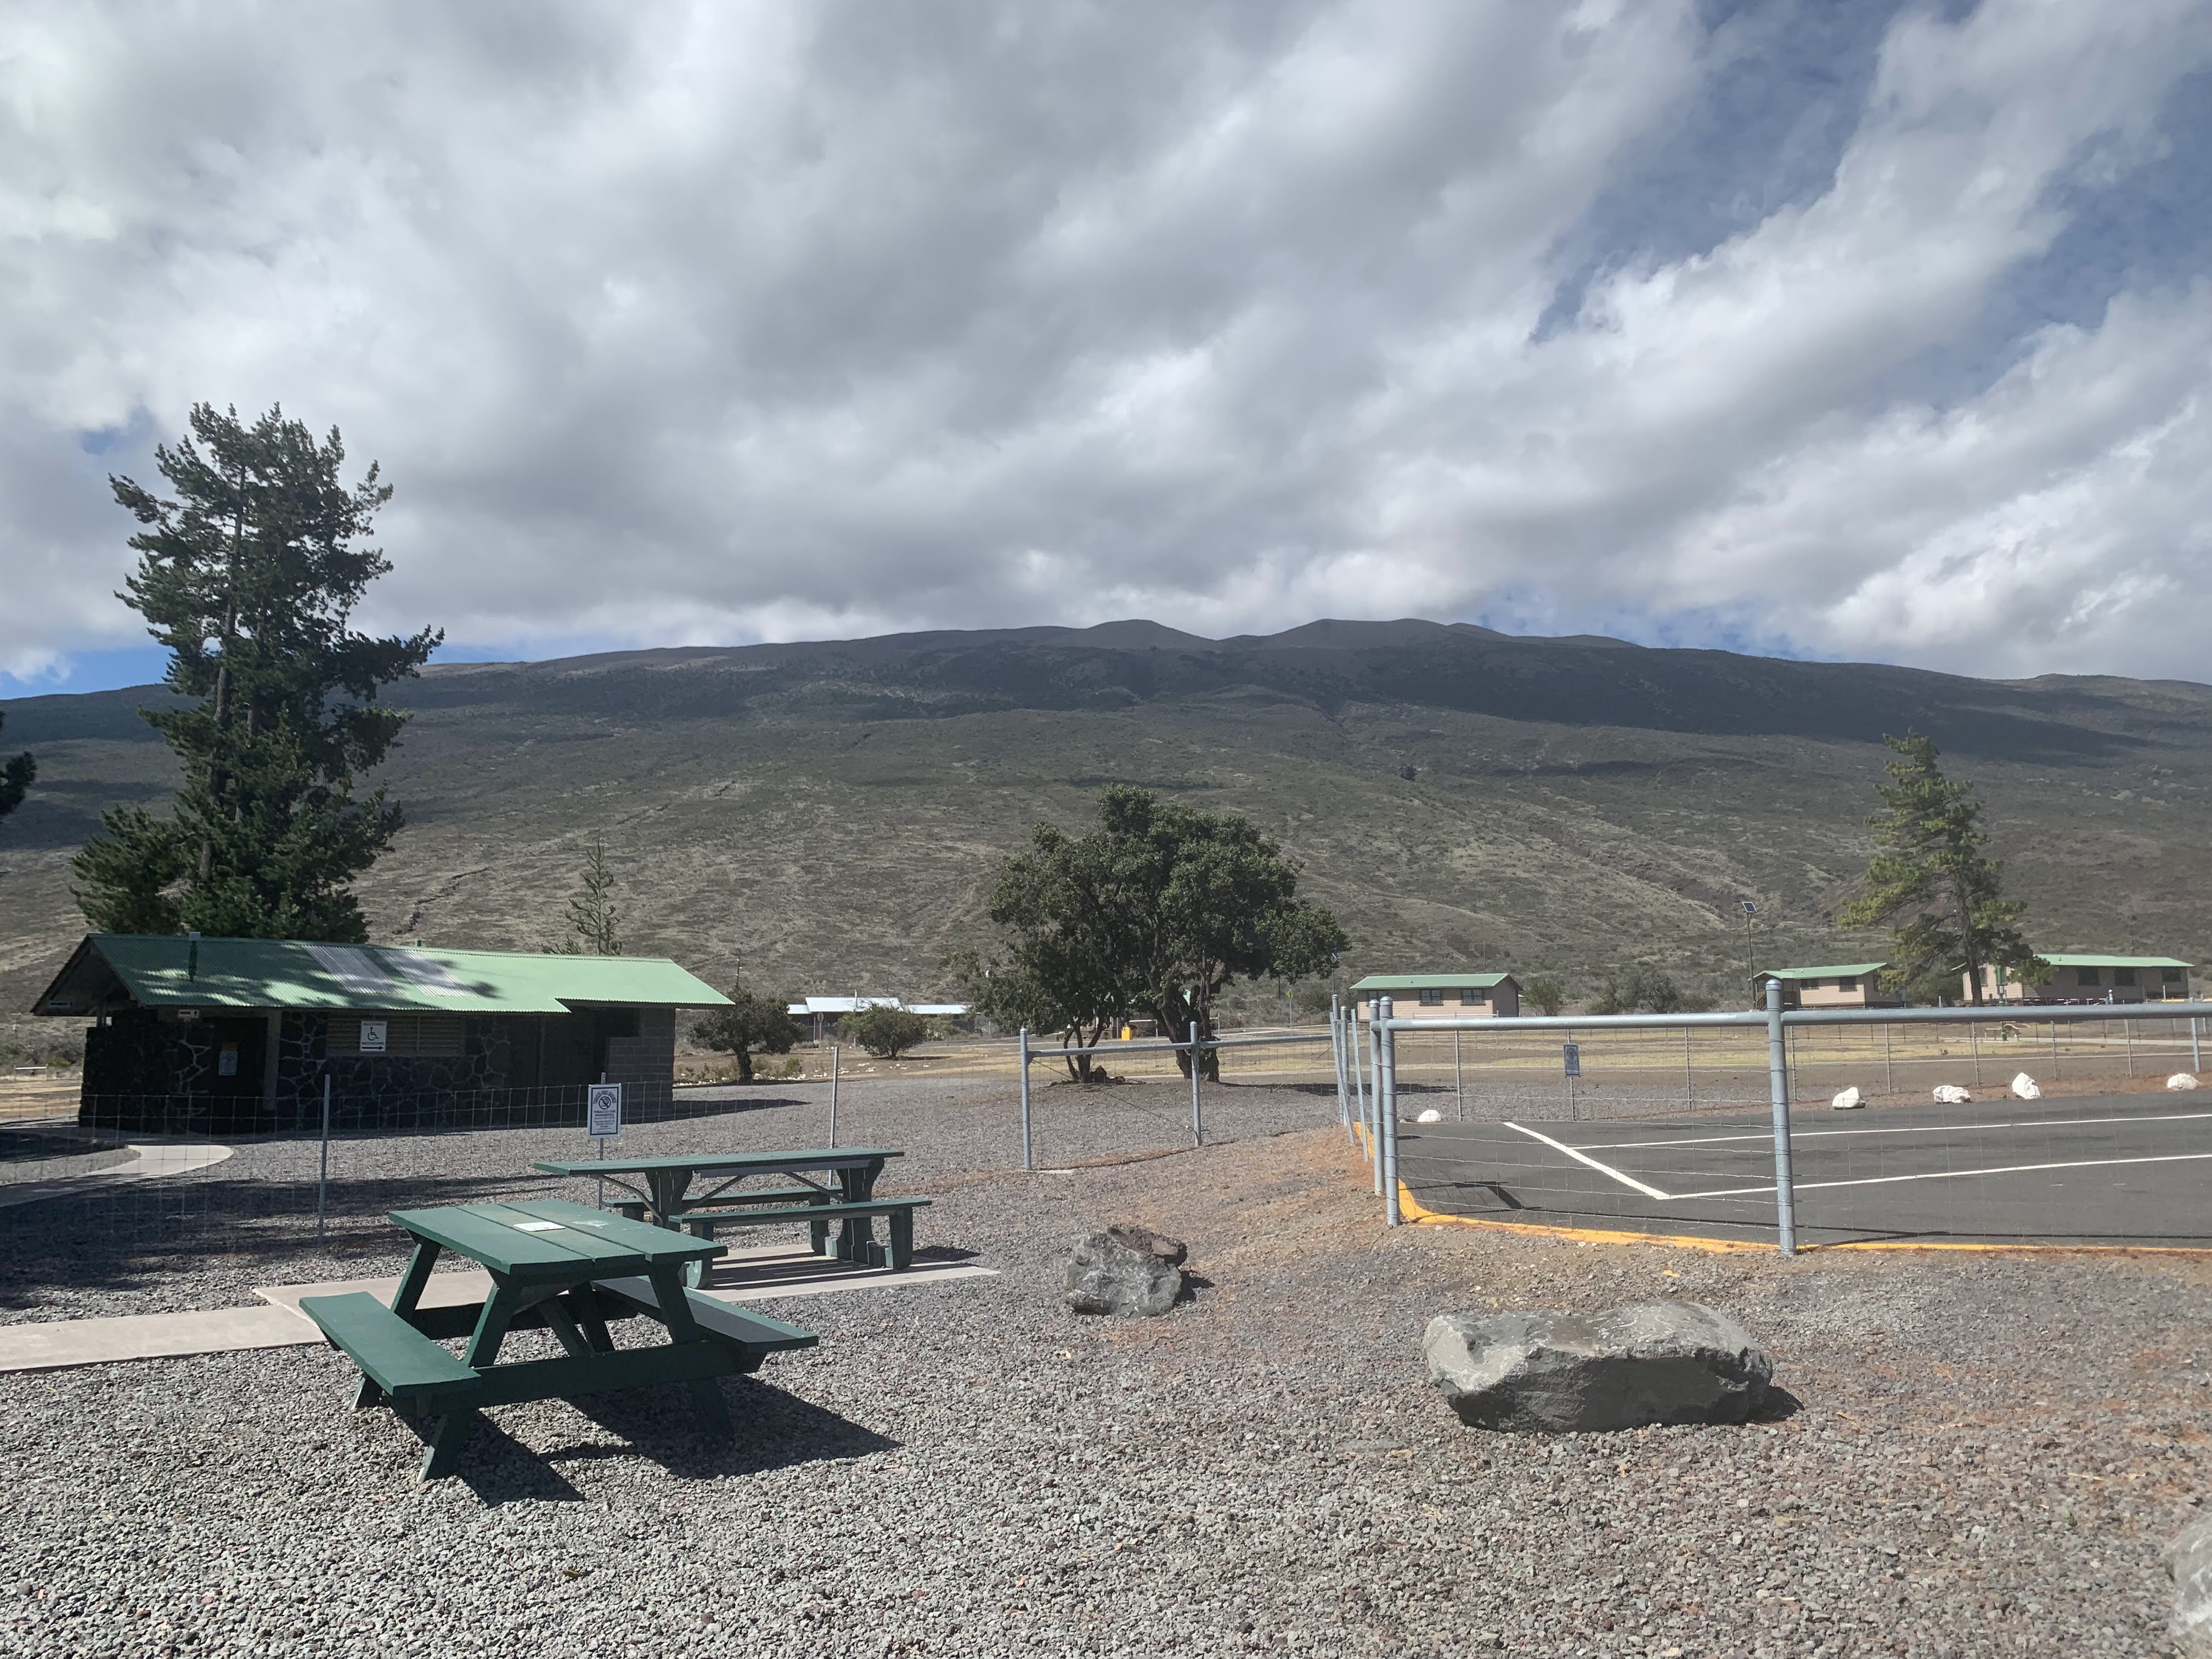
586,1082,622,1138
359,1019,388,1053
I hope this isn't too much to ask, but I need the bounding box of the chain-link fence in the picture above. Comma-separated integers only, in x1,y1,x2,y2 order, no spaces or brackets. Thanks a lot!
0,1026,1353,1278
1351,995,2212,1252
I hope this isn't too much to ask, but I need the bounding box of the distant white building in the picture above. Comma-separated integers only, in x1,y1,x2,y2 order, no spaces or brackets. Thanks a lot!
785,995,971,1042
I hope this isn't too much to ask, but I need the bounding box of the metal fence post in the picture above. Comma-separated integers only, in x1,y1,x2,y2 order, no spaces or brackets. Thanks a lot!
1367,1003,1385,1194
1379,997,1401,1225
1018,1028,1033,1172
1346,1006,1360,1133
1454,1029,1464,1121
315,1074,331,1247
1969,1019,1980,1086
828,1046,840,1147
2126,1019,2136,1076
1884,1022,1894,1096
1333,999,1353,1141
1766,978,1797,1255
1189,1020,1204,1147
2194,1015,2203,1075
1684,1026,1694,1111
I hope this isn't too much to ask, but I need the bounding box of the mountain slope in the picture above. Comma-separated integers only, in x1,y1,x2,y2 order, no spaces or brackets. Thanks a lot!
2,620,2205,1016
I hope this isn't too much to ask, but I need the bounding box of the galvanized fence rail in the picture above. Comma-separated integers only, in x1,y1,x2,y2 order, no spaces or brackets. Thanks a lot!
1356,987,2212,1253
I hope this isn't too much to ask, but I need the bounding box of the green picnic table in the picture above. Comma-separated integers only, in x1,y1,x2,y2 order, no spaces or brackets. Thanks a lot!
297,1198,816,1481
531,1147,927,1280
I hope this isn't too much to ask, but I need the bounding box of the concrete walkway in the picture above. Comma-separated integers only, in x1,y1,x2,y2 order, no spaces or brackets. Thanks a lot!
0,1245,997,1374
0,1141,237,1210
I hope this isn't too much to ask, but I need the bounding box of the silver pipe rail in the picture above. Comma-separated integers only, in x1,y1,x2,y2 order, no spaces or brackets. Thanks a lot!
1375,1001,2212,1035
1368,986,2209,1249
1020,1031,1336,1060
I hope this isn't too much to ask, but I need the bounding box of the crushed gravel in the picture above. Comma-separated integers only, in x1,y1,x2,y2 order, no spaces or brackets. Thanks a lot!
2,1080,2208,1656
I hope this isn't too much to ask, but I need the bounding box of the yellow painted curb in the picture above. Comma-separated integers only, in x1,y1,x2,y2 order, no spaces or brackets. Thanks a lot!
1392,1182,2212,1258
1393,1181,1774,1252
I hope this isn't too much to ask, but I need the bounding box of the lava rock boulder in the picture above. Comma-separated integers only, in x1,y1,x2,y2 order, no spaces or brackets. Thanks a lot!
2166,1513,2212,1656
1064,1225,1189,1317
1423,1301,1772,1432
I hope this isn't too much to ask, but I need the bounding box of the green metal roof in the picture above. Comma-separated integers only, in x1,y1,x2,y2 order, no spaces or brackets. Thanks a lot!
31,934,731,1017
2038,953,2192,969
1753,963,1888,981
1350,973,1516,990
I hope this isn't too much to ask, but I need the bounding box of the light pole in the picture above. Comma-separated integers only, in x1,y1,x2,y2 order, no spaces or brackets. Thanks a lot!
1741,900,1758,1005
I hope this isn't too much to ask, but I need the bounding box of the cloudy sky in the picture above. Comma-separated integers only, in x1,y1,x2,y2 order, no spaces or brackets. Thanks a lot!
4,0,2210,693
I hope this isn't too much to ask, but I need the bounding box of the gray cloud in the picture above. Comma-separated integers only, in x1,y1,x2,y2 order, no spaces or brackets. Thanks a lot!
3,0,2209,685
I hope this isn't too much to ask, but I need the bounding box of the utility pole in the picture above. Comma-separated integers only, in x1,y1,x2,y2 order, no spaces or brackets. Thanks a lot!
1741,900,1758,1005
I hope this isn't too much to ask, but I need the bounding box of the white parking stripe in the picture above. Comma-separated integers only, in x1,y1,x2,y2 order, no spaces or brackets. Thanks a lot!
1667,1150,2212,1201
1504,1121,1673,1200
1573,1109,2212,1153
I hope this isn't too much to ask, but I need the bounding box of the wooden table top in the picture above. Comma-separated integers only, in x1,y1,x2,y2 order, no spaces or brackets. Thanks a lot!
388,1198,723,1282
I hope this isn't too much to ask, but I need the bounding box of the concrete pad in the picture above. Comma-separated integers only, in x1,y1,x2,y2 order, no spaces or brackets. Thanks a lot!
0,1142,237,1210
255,1269,494,1317
695,1244,999,1301
0,1302,320,1374
0,1247,995,1376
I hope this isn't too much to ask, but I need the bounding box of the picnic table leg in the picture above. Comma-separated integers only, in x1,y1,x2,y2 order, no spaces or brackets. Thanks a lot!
539,1297,595,1360
569,1288,618,1355
648,1170,692,1229
833,1161,885,1265
359,1240,443,1409
420,1282,521,1481
644,1263,733,1439
680,1218,720,1289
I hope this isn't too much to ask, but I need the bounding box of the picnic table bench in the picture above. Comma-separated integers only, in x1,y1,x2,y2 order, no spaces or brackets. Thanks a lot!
531,1148,928,1281
297,1198,816,1481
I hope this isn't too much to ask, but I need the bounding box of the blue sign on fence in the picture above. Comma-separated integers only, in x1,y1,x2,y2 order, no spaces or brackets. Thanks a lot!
1562,1042,1582,1079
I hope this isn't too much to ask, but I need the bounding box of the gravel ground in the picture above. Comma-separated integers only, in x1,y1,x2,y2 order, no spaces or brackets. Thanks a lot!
2,1082,2208,1657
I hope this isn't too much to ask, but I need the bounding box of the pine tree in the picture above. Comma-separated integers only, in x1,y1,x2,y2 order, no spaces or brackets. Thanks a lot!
1838,731,2044,1005
71,403,440,940
0,712,31,825
561,836,622,955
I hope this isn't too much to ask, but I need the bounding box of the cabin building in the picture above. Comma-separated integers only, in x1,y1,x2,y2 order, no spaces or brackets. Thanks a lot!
1351,973,1521,1023
1968,953,2194,1005
1753,963,1903,1009
31,934,729,1133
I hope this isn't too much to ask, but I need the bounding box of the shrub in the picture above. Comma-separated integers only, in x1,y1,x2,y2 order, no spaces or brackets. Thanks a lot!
843,1006,931,1060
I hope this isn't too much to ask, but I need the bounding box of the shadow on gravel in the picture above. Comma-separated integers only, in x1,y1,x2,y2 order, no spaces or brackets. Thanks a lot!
0,1172,562,1309
438,1379,901,1503
1751,1385,1804,1423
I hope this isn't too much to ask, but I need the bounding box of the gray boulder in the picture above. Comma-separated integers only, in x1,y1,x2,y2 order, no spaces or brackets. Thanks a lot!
1064,1226,1188,1317
2165,1513,2212,1656
1423,1301,1771,1432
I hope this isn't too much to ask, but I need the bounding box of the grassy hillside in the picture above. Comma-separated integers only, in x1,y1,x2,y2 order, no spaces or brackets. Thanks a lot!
2,619,2206,1022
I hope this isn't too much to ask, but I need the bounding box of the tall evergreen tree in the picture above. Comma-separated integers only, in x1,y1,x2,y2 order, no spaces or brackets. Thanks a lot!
561,836,622,955
1838,731,2044,1005
72,403,439,940
0,712,31,825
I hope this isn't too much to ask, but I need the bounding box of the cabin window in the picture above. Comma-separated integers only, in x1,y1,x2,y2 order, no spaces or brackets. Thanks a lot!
1835,977,1858,992
2113,967,2137,988
2163,968,2185,984
2074,967,2100,987
1458,987,1487,1005
1419,987,1445,1006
